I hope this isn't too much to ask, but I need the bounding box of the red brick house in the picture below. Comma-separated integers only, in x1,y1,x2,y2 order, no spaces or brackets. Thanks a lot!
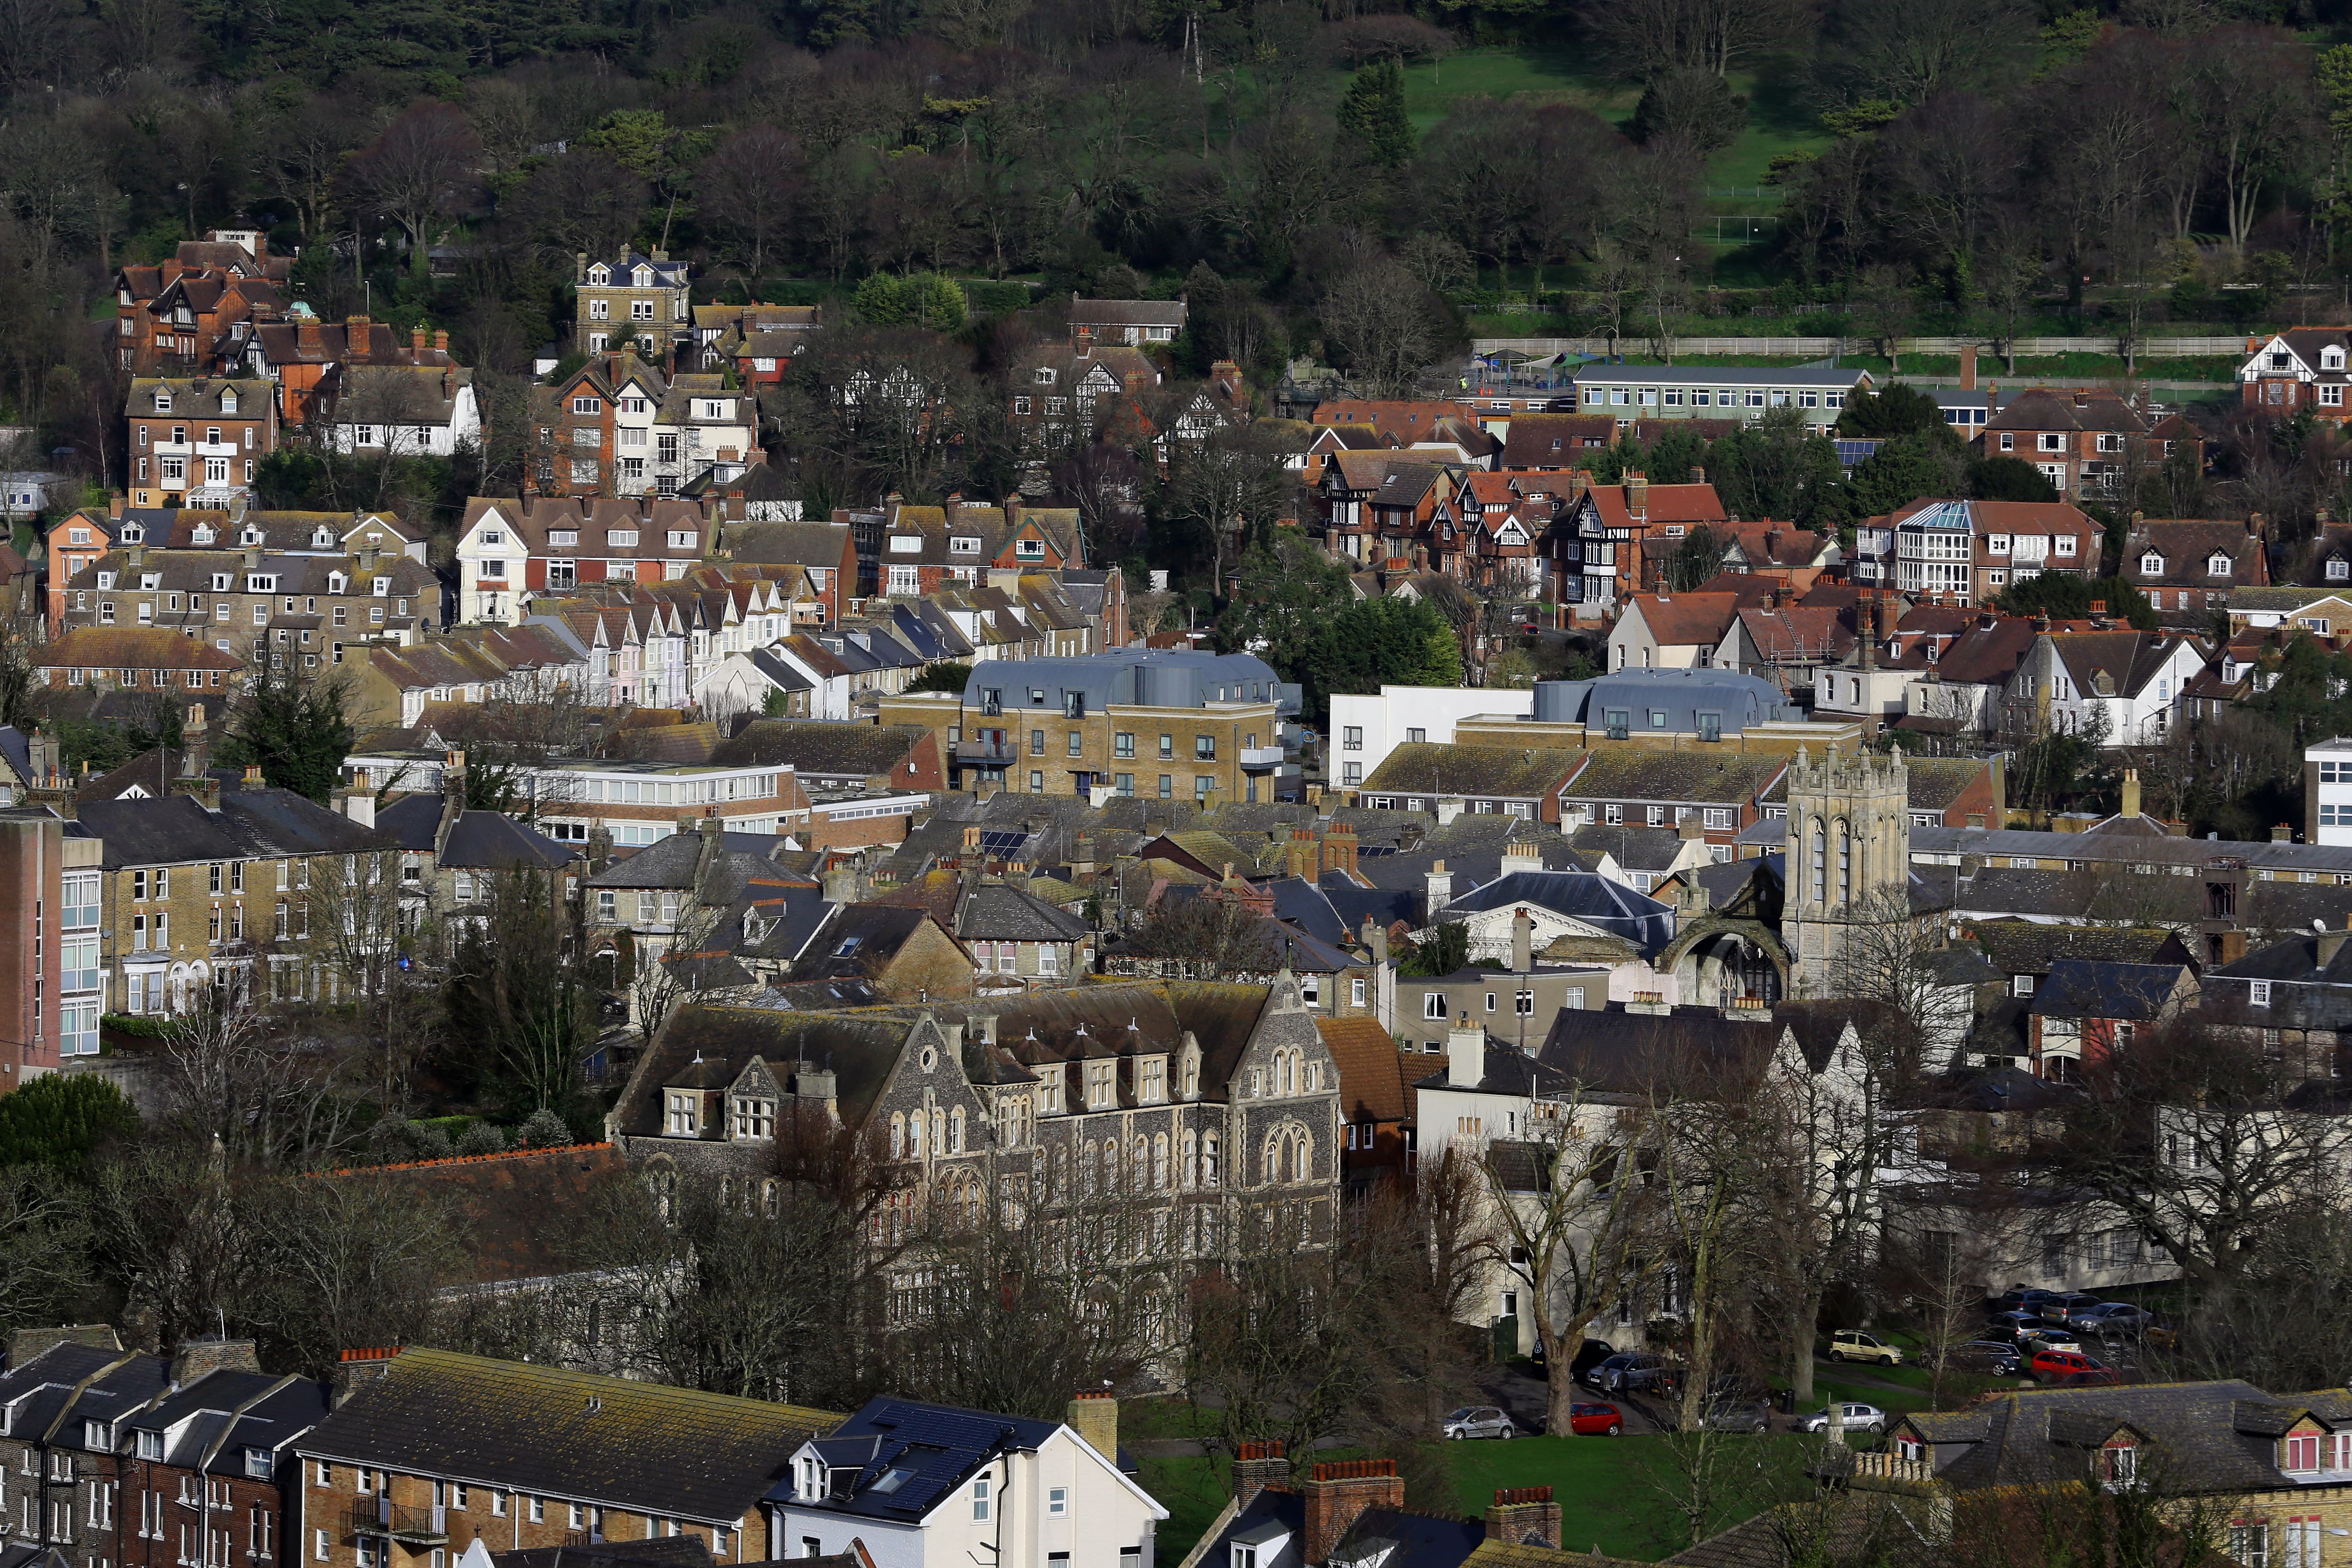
114,231,292,373
1976,388,2203,503
120,1360,327,1568
245,314,462,428
126,378,277,509
2239,329,2352,421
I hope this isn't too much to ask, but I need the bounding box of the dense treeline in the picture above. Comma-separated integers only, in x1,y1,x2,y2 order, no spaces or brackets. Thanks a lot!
12,1,2352,566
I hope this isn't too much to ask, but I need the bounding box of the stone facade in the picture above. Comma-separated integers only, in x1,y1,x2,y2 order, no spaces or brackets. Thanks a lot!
1784,744,1910,997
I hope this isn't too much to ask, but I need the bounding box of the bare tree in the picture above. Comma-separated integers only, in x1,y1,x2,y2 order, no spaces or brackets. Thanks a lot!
1579,0,1816,79
1161,423,1300,601
1318,256,1450,399
698,127,802,283
152,997,365,1166
248,1170,465,1375
1481,1094,1668,1436
344,102,483,278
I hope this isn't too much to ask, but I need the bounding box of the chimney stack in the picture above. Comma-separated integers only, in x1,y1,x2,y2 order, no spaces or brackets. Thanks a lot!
332,1348,399,1406
1485,1489,1562,1551
1232,1442,1290,1505
170,1338,260,1387
1301,1461,1405,1566
2318,915,2352,969
2121,769,2141,821
1959,345,1978,392
1423,859,1453,925
1447,1017,1486,1088
1067,1392,1118,1463
1511,908,1534,974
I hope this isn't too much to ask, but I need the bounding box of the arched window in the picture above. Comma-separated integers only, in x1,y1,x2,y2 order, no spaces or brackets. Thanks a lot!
1153,1133,1169,1189
949,1106,966,1155
1132,1135,1148,1189
761,1180,779,1218
1099,1140,1115,1193
890,1114,906,1159
909,1112,926,1160
1081,1142,1098,1195
1182,1131,1198,1188
1183,1052,1199,1097
1202,1133,1220,1188
1808,820,1825,906
1836,820,1852,906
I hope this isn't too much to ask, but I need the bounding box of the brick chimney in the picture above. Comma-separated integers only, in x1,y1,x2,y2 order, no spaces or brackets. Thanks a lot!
1066,1391,1118,1462
332,1347,399,1406
1959,345,1978,392
1232,1441,1290,1504
1319,820,1359,879
1625,470,1649,521
411,326,427,354
1485,1489,1561,1550
1301,1461,1404,1565
434,329,449,354
170,1338,260,1387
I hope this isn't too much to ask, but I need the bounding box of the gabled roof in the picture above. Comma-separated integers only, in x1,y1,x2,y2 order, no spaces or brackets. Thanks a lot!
1983,387,2148,434
1316,1016,1413,1125
1358,743,1583,801
1439,870,1675,951
2050,630,2191,700
298,1348,835,1522
1622,592,1744,650
2027,958,2194,1021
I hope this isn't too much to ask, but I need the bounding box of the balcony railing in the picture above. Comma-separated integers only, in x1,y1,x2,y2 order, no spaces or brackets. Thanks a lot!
349,1501,446,1544
955,740,1016,762
1239,745,1285,770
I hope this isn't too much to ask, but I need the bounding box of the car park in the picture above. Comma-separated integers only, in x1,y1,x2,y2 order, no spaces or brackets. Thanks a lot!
1992,1287,2061,1315
1984,1312,2074,1347
1796,1403,1887,1435
1566,1339,1618,1385
1443,1406,1515,1440
1566,1403,1623,1436
1828,1330,1903,1366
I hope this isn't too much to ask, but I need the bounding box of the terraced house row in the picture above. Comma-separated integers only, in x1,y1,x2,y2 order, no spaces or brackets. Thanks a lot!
0,1334,1168,1568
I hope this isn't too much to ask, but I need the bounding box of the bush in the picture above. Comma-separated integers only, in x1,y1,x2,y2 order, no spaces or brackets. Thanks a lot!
99,1013,171,1039
455,1121,507,1156
517,1107,573,1148
0,1074,140,1171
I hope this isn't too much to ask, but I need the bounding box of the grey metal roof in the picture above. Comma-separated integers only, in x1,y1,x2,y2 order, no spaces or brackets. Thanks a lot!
963,649,1294,714
1532,667,1802,728
2028,959,2192,1020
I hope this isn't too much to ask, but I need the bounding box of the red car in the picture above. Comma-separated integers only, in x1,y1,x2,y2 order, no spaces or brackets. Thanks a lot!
1567,1402,1623,1436
2029,1350,2118,1385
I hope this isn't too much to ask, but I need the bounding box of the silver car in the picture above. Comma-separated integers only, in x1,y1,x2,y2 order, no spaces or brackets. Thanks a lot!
1796,1402,1887,1435
1443,1405,1515,1440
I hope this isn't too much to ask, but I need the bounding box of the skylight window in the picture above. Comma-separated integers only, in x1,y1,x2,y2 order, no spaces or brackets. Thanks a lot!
870,1469,913,1494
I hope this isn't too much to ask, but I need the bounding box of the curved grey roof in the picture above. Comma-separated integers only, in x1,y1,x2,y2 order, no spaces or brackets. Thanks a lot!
1532,667,1800,729
962,649,1293,713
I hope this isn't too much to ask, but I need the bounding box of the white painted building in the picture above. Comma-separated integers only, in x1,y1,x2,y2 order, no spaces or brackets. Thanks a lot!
771,1396,1165,1568
1327,684,1533,789
2310,738,2352,846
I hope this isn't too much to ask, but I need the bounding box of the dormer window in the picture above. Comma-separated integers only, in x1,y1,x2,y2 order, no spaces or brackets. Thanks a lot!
136,1431,161,1460
633,266,654,286
549,530,579,547
795,1455,824,1502
1034,367,1056,386
2208,553,2232,576
666,1091,699,1136
83,1421,112,1449
220,391,237,414
191,524,214,544
888,535,922,554
731,1096,774,1140
154,391,172,413
141,573,160,591
2329,348,2347,370
2287,1434,2322,1472
588,265,611,284
372,576,390,595
240,527,263,546
327,573,347,594
1015,538,1046,559
97,571,115,589
2101,1443,2137,1488
607,530,638,548
2140,553,2164,575
244,1449,272,1480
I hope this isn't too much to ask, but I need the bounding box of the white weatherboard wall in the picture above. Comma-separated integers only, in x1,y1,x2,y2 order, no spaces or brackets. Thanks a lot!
1329,686,1534,789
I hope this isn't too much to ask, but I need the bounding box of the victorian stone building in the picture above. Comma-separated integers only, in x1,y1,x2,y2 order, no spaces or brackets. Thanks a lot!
610,978,1344,1257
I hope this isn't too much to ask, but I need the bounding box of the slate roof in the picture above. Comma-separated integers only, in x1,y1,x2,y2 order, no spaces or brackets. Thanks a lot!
0,1342,169,1454
776,1395,1140,1525
297,1348,836,1521
1564,824,1691,873
789,905,951,982
127,1368,328,1468
954,881,1091,942
1538,1004,1789,1094
1438,870,1675,951
2027,959,2193,1021
374,798,574,870
2122,519,2269,589
1358,743,1583,800
1969,920,2194,978
76,787,393,868
36,627,247,673
1895,1380,2318,1493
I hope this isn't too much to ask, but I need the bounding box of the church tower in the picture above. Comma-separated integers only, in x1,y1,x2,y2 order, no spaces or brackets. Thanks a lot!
1785,743,1912,996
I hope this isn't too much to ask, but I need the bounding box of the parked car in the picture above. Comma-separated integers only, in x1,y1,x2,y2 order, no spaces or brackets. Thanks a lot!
2028,1350,2114,1385
1701,1400,1771,1433
2022,1325,2084,1354
2050,1292,2104,1318
2068,1303,2156,1337
1566,1402,1623,1436
1443,1406,1515,1440
1984,1312,2072,1345
1796,1403,1887,1435
1828,1330,1903,1366
1592,1352,1667,1393
1992,1287,2061,1315
1946,1341,2023,1376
